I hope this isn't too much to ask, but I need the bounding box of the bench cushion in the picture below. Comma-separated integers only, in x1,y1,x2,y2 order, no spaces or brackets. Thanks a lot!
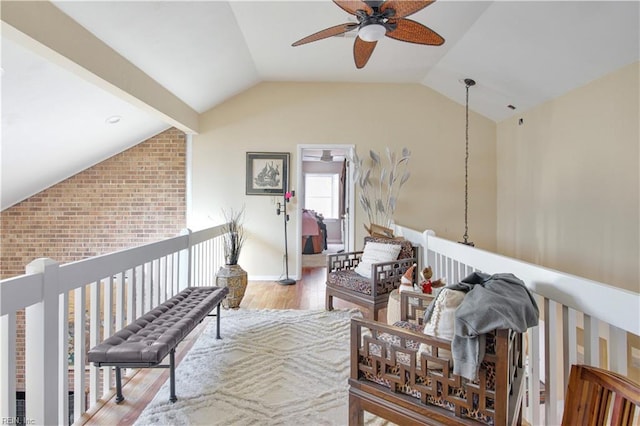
327,270,372,295
88,286,228,365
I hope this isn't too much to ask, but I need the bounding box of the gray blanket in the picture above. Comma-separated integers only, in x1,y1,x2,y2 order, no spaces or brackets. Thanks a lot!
426,272,539,381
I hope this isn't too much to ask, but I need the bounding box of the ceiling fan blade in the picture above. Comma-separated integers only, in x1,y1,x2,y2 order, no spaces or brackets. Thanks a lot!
386,18,444,45
292,23,359,47
333,0,373,16
353,37,377,69
381,0,434,18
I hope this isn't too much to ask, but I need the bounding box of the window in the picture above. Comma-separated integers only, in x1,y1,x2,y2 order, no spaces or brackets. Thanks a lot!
304,173,340,219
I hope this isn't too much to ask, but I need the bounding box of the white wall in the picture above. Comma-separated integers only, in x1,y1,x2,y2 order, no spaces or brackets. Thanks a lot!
189,64,639,293
190,82,497,279
496,61,639,292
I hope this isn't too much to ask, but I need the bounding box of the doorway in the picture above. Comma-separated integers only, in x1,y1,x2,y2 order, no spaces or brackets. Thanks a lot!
296,145,355,274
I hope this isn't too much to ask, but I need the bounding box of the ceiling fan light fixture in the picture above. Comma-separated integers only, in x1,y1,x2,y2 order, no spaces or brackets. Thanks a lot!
358,23,386,42
320,150,333,162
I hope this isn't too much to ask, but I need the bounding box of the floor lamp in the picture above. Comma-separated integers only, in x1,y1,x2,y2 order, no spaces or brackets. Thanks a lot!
276,190,296,285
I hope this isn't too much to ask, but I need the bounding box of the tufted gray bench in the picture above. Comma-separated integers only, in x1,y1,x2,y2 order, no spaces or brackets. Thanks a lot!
88,286,229,403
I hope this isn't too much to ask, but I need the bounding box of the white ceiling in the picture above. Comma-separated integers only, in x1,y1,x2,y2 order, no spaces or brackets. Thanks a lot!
1,1,638,210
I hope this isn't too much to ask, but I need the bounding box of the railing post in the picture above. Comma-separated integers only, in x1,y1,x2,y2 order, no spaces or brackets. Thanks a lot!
609,325,627,375
25,258,59,426
73,285,86,422
179,228,192,291
58,290,69,426
0,312,17,420
583,315,600,367
544,299,561,425
102,277,114,396
562,306,577,391
422,230,436,272
89,281,101,408
526,322,542,426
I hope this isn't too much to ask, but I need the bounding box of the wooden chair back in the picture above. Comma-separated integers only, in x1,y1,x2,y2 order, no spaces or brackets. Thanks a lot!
562,364,640,425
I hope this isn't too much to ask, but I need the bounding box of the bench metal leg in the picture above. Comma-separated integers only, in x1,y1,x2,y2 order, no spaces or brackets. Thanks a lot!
115,367,124,404
216,302,222,340
169,348,177,402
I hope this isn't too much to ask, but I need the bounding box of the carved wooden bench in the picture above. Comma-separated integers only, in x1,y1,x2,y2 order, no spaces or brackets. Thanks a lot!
349,291,525,425
88,286,229,403
326,237,417,321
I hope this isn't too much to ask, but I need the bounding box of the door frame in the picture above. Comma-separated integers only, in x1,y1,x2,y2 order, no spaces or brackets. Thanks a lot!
295,144,355,278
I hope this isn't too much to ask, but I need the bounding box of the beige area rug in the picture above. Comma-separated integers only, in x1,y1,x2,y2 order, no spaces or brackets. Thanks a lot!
134,309,390,426
301,252,328,268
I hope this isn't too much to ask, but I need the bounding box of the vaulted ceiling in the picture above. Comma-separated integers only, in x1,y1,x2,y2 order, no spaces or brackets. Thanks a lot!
1,1,638,210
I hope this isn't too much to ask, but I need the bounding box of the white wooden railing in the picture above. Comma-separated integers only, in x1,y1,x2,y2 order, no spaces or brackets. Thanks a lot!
0,225,226,425
396,225,640,425
1,223,637,425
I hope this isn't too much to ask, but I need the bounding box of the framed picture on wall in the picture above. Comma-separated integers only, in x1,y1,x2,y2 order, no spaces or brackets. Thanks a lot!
246,152,289,195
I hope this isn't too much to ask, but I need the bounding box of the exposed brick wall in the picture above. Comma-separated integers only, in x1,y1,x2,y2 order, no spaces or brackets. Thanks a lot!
1,127,186,277
0,127,187,391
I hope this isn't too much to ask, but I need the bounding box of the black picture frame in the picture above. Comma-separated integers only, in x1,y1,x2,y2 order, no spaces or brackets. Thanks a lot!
246,152,289,195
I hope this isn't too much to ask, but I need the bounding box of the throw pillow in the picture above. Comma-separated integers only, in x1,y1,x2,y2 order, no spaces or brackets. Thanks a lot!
418,288,465,369
353,242,402,279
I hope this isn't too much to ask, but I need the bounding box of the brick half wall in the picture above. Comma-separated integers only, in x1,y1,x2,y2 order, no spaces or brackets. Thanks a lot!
0,127,187,390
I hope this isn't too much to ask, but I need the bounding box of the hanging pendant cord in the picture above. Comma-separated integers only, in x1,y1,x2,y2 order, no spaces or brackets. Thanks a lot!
462,78,475,246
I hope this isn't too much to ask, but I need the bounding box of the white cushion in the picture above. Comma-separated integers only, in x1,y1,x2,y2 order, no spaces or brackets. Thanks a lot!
353,242,402,279
418,288,465,369
423,288,465,339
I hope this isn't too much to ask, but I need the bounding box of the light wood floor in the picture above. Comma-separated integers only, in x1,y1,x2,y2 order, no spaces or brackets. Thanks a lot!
81,267,381,425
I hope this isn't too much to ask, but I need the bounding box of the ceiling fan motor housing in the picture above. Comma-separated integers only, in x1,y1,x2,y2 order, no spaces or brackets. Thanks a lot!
356,4,396,31
292,0,444,69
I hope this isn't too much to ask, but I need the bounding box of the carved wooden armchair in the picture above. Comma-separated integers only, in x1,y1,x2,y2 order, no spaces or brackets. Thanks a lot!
349,291,525,425
562,364,640,425
325,236,416,321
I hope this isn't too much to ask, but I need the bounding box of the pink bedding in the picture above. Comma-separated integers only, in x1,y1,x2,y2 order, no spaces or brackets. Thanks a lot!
302,211,320,236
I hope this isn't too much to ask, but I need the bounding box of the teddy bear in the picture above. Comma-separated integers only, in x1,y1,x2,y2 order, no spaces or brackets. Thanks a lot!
420,266,445,294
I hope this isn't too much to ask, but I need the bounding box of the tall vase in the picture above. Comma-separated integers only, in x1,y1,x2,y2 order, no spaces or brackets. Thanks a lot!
216,264,248,309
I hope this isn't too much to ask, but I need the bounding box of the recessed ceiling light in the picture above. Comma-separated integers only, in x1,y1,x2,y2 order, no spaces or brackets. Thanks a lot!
105,115,121,124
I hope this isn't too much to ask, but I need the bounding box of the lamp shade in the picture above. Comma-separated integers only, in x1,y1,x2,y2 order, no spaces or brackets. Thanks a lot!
358,23,386,42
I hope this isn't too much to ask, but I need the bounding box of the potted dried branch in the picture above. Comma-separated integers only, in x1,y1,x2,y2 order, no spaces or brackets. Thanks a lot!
350,147,412,238
216,208,247,308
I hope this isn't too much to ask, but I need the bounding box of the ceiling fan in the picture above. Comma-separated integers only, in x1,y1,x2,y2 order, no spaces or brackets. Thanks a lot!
304,149,341,162
292,0,444,69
